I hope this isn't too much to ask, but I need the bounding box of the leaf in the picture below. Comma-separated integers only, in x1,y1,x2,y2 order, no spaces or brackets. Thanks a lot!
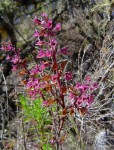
43,61,51,66
20,58,26,64
61,86,67,94
52,62,58,70
70,108,74,116
42,74,51,81
44,83,52,92
60,61,67,70
19,69,28,76
62,109,67,116
21,79,27,85
78,107,87,116
43,99,55,107
69,86,80,96
40,27,46,36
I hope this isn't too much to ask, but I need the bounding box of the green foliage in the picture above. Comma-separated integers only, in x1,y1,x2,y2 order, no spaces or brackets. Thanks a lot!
20,95,51,127
42,143,53,150
20,95,52,149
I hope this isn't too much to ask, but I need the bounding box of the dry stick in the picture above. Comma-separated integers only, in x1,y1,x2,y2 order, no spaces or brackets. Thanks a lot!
1,71,9,120
77,38,86,78
92,111,114,122
95,61,114,101
80,43,92,79
22,117,27,150
0,70,10,144
0,71,5,143
0,103,5,144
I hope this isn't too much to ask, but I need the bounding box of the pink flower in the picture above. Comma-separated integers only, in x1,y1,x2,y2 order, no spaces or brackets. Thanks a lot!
75,83,88,92
87,95,94,105
26,77,46,100
68,79,98,108
33,30,40,38
30,65,40,76
93,82,98,88
42,100,48,106
46,20,52,28
39,61,47,71
69,93,76,103
6,55,11,60
59,47,68,54
29,90,37,100
11,55,20,64
64,72,72,81
35,41,45,46
49,38,57,49
76,94,94,107
41,20,46,26
53,23,61,31
33,16,41,25
12,65,18,71
26,78,33,88
51,74,58,83
1,42,14,51
41,12,48,18
45,50,52,57
50,139,56,145
36,49,45,58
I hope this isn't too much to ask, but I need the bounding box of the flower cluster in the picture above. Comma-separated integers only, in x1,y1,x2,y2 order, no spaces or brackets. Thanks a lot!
1,42,26,71
1,13,98,111
1,13,99,147
68,76,98,108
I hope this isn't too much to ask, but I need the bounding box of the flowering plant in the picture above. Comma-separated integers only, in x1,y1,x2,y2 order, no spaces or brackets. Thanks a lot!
1,13,98,149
